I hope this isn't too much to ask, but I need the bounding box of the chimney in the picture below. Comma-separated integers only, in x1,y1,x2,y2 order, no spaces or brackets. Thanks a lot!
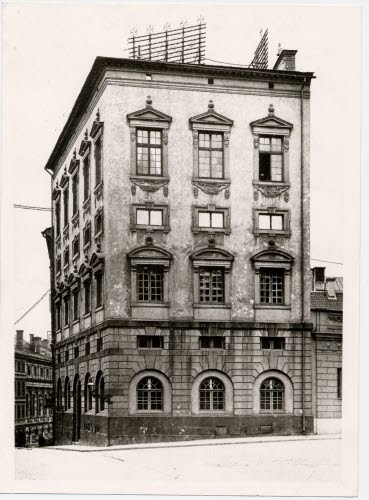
16,330,24,349
312,267,325,291
30,334,42,353
273,49,297,71
41,338,50,350
326,278,337,300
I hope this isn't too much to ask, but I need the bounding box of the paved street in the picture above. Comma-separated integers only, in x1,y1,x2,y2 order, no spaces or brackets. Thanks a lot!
14,435,344,496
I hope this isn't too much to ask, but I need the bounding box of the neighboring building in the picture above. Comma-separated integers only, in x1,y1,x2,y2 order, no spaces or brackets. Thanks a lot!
311,268,343,434
45,51,315,445
14,330,53,446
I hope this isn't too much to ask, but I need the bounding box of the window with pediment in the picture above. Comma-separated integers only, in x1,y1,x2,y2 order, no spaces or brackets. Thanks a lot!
189,100,233,194
190,247,234,320
250,104,293,188
251,247,293,322
128,245,173,320
127,96,172,184
90,109,104,188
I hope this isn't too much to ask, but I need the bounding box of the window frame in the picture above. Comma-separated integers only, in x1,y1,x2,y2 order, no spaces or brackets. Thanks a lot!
137,335,164,349
128,371,172,415
136,266,164,304
253,208,291,237
137,376,163,412
130,203,170,233
192,205,230,234
197,131,225,179
136,128,163,177
260,337,285,350
260,377,285,412
199,267,225,304
258,135,284,183
200,336,225,350
259,268,285,305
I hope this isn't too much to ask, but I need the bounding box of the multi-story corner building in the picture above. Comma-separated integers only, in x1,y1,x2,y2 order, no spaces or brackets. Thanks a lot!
45,51,315,445
310,268,343,435
14,330,53,446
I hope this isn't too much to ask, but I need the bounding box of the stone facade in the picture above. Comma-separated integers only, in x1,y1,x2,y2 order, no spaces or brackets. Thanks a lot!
45,53,315,445
14,330,53,446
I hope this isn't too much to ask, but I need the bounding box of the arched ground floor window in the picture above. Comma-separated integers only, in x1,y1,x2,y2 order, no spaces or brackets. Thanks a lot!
253,370,293,414
129,370,172,414
191,370,233,415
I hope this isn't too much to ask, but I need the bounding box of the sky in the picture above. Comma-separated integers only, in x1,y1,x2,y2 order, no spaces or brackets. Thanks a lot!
4,2,360,339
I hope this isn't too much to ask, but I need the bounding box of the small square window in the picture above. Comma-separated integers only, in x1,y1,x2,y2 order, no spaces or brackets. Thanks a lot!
136,208,163,226
208,77,214,85
146,74,152,81
261,337,285,350
137,336,163,349
200,336,225,349
97,338,103,352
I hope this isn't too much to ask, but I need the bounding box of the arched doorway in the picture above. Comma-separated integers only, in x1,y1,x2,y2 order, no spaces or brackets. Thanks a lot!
73,375,81,442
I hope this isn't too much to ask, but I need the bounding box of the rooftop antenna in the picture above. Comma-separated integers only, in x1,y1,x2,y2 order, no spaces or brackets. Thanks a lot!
249,28,268,69
128,19,206,64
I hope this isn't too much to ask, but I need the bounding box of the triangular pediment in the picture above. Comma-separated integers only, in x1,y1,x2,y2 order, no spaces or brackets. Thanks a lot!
127,107,172,123
190,110,234,126
250,115,293,130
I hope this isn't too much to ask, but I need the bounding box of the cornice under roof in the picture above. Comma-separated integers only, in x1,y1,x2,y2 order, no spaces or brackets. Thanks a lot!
44,57,315,175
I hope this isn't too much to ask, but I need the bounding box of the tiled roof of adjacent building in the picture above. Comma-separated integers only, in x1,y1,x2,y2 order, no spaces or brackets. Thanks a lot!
310,291,343,311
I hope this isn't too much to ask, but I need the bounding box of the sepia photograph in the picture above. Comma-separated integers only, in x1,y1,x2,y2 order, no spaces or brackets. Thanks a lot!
1,1,363,497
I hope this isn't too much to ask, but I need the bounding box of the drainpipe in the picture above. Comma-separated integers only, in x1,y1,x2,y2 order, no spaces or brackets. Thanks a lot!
300,79,306,433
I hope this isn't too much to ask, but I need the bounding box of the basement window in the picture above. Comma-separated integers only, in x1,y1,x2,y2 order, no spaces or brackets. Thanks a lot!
208,77,214,85
200,336,225,349
261,337,285,350
137,336,163,349
146,74,152,81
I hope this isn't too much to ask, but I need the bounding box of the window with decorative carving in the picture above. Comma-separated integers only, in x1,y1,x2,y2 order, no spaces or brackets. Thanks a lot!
260,378,284,411
72,288,79,321
63,246,69,270
250,105,293,187
131,204,169,232
56,256,61,276
83,223,91,249
127,96,172,180
95,208,103,237
199,377,225,411
72,235,80,258
63,296,69,326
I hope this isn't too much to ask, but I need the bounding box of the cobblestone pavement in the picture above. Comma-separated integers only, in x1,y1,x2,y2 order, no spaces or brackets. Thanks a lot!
15,436,344,496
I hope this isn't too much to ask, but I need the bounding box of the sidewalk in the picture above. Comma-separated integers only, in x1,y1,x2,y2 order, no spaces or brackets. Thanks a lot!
51,432,341,452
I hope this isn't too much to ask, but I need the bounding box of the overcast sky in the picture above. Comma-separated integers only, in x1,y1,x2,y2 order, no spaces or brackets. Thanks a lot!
4,3,360,338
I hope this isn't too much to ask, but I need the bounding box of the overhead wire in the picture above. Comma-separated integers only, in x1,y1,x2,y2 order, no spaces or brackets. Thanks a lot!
14,289,50,325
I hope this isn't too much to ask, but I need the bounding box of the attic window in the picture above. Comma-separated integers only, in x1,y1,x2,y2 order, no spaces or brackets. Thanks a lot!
208,77,214,85
268,82,274,89
146,74,152,81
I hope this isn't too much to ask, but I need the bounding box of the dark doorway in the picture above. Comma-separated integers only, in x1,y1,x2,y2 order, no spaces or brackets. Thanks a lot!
73,376,81,442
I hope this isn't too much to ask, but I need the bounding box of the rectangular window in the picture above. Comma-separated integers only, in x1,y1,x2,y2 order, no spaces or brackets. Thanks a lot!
85,341,90,356
84,281,91,315
64,246,69,269
72,288,79,321
65,349,69,362
57,353,61,364
40,367,44,377
96,338,103,352
136,129,162,176
74,346,79,359
261,337,285,350
95,209,103,236
337,368,342,399
137,267,163,302
260,269,284,304
72,236,80,257
83,224,91,248
258,214,283,231
56,256,61,276
63,188,69,227
64,297,69,326
259,136,283,182
136,208,163,226
55,303,61,330
72,173,79,215
199,268,224,303
96,273,103,309
198,132,224,179
94,135,102,186
55,200,61,237
198,211,224,229
200,336,225,349
137,336,163,349
83,154,90,201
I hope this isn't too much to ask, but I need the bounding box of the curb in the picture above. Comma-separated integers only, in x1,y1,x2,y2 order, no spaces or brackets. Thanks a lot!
48,433,341,453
